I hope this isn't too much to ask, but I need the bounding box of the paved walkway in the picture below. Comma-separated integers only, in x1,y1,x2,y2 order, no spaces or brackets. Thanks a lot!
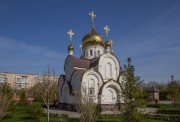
149,101,173,105
44,108,79,118
45,107,157,118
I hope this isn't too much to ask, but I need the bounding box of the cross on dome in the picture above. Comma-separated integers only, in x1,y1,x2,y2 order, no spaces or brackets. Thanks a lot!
89,11,96,28
67,30,74,44
104,25,110,40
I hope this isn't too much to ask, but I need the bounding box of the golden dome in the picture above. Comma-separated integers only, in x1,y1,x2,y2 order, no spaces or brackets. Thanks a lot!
104,41,112,48
68,44,74,51
82,28,104,47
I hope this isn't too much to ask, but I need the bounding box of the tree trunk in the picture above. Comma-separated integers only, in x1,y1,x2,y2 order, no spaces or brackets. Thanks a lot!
47,104,49,122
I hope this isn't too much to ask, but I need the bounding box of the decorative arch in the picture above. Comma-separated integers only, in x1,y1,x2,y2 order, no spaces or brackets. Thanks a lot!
98,54,120,81
81,69,103,103
98,80,121,104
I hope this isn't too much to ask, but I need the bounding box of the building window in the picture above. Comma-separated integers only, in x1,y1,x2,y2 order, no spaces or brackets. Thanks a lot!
90,50,93,56
98,50,100,56
89,88,94,95
0,74,6,83
88,79,95,95
83,51,85,57
106,62,112,78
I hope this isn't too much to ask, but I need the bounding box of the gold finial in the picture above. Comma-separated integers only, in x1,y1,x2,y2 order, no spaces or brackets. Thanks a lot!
89,11,96,29
110,40,113,45
104,25,110,41
67,30,74,44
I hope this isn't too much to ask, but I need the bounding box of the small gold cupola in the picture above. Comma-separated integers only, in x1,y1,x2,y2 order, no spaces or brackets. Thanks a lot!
104,25,113,53
68,44,74,51
67,30,74,55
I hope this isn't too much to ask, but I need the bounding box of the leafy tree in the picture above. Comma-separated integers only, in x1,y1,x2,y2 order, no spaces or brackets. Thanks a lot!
166,80,180,107
0,83,13,120
30,102,43,122
18,89,29,107
120,57,147,122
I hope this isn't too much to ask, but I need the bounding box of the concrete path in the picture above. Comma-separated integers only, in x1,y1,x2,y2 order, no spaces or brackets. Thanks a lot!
44,108,79,118
149,101,173,105
45,107,157,118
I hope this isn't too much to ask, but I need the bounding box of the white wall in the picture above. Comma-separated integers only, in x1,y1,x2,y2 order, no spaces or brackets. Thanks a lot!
83,45,104,59
98,54,120,82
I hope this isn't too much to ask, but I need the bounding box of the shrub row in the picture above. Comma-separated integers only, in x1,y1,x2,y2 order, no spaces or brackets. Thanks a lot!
158,108,180,115
149,114,180,121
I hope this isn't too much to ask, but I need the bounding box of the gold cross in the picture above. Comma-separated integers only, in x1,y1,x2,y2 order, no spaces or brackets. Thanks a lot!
104,25,110,40
89,11,96,26
67,30,74,44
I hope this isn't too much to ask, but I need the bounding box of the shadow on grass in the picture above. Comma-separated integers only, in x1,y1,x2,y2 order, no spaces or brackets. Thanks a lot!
21,116,33,120
2,115,13,120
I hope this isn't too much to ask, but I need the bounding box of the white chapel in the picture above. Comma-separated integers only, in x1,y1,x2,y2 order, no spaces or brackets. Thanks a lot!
58,11,125,111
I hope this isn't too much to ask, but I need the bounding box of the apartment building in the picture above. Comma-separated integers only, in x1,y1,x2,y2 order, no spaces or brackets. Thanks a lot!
0,72,59,89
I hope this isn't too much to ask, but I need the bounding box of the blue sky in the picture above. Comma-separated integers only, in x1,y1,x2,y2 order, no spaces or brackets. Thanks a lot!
0,0,180,82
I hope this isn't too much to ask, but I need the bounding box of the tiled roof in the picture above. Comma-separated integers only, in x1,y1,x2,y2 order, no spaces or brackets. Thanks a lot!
69,55,91,68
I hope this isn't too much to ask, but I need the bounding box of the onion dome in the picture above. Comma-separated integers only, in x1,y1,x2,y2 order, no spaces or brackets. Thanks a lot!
82,28,104,47
68,44,74,51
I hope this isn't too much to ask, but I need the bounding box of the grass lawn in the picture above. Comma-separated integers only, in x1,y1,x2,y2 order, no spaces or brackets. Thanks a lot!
1,114,169,122
0,105,170,122
1,114,80,122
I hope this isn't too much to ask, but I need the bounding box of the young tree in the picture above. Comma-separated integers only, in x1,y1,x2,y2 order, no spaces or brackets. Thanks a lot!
18,89,29,107
120,57,147,122
34,65,57,122
74,91,100,122
0,83,13,120
166,80,180,107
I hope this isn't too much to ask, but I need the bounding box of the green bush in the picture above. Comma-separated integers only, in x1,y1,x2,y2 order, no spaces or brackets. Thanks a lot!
30,102,43,122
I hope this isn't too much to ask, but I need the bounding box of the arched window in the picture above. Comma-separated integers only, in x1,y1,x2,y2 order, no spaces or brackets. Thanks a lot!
90,50,93,56
88,79,95,95
106,62,112,78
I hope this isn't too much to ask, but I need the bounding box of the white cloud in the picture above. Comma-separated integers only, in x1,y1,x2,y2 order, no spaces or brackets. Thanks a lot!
0,37,65,58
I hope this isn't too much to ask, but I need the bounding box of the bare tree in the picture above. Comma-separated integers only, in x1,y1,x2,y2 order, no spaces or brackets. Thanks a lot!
74,91,99,122
0,83,13,120
34,65,57,122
